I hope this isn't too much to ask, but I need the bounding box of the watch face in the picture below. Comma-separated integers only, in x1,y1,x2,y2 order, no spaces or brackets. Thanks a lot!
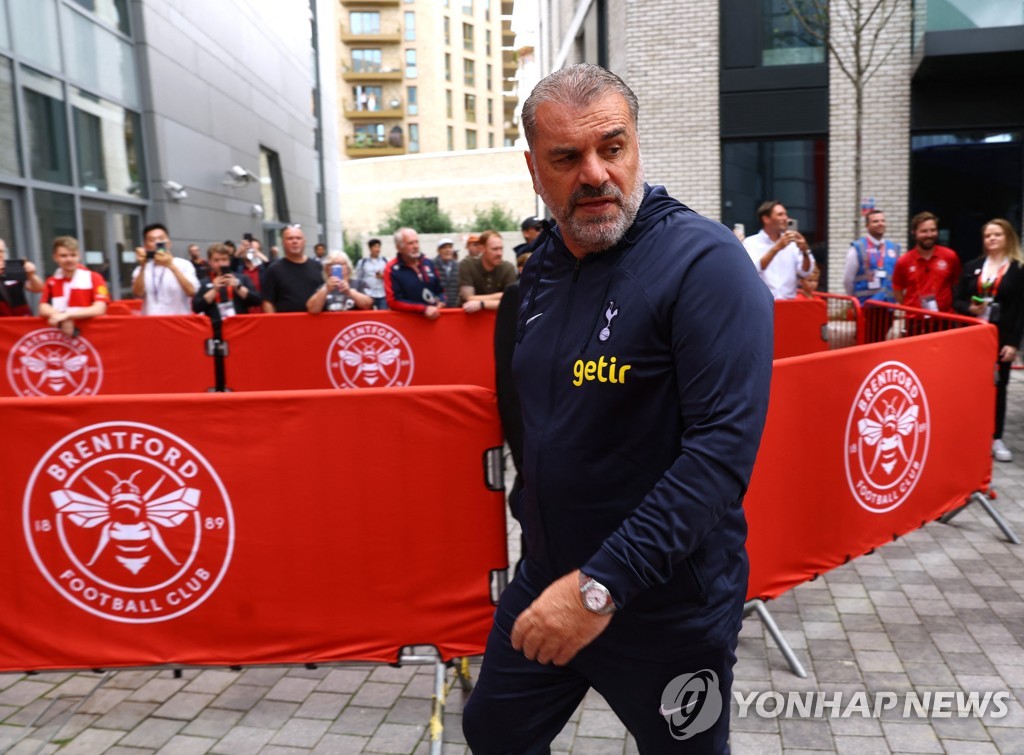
584,588,607,612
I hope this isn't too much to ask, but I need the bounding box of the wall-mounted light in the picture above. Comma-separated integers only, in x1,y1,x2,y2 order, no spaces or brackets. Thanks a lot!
251,204,264,219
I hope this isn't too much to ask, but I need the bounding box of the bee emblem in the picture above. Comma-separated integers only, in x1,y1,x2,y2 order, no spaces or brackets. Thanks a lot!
328,321,415,389
7,329,103,396
857,399,918,475
338,344,403,386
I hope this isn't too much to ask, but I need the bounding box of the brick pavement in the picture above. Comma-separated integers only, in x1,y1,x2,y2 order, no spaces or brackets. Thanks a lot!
3,374,1024,754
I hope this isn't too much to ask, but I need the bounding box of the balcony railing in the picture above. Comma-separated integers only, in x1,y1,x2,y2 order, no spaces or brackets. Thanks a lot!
340,25,402,44
341,65,404,81
345,134,406,158
343,99,404,119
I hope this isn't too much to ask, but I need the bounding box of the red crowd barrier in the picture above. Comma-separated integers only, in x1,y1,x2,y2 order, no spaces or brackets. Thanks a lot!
220,309,497,392
745,322,997,600
0,386,507,671
0,316,212,397
773,297,828,359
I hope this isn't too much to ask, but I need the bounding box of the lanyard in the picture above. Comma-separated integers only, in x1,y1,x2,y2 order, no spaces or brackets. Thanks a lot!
152,265,167,302
978,259,1009,297
867,238,884,269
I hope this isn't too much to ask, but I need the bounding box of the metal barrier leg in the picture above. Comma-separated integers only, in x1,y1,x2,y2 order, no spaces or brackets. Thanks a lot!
744,599,807,678
429,657,446,755
940,491,1020,545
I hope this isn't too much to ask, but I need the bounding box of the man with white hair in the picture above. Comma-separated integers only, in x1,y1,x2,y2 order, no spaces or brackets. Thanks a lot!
383,227,445,318
462,64,773,753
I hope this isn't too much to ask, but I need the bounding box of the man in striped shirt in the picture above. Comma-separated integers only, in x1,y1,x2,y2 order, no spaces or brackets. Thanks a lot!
38,236,109,336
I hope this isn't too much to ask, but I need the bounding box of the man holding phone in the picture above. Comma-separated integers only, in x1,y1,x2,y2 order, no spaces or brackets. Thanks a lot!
131,223,199,315
192,243,262,322
743,200,814,299
0,238,44,316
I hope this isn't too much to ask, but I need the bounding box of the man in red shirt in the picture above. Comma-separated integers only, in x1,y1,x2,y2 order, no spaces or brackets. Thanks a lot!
892,212,962,332
39,236,109,336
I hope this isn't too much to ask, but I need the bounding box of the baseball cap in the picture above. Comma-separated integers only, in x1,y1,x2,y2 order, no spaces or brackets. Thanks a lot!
521,216,544,231
467,234,481,243
437,238,454,248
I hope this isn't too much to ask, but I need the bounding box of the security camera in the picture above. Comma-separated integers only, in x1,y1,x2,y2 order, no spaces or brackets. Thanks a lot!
164,180,184,192
229,165,249,180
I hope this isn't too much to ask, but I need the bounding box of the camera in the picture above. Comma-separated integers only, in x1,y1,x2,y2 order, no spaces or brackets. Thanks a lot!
244,233,254,242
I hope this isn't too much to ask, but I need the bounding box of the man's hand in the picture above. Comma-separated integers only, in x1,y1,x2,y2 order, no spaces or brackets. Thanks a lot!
424,305,441,320
1000,344,1017,363
462,300,484,314
510,571,612,666
135,247,147,265
154,250,174,267
23,260,37,276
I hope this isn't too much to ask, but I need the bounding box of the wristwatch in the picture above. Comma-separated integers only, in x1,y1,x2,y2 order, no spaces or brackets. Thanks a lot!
578,573,616,615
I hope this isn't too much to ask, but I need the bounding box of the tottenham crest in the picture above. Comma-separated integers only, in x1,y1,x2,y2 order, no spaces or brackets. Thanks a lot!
845,361,930,513
23,422,234,622
6,328,103,396
327,321,414,388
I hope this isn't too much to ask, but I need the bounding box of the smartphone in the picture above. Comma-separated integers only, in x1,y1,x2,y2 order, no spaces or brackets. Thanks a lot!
786,218,799,232
331,264,344,279
732,223,745,236
3,258,25,280
244,233,254,242
146,250,156,260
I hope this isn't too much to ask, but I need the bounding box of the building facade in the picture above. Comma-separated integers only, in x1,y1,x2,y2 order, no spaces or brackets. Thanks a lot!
0,0,340,299
537,0,1024,290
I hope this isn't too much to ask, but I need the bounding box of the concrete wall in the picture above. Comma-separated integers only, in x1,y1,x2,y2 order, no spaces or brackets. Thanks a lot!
338,147,537,236
133,0,340,250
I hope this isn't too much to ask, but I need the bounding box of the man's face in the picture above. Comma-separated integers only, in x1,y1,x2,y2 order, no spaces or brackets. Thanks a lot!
764,204,789,234
53,245,80,274
188,245,200,260
314,244,326,258
369,243,381,258
482,236,504,269
437,243,454,261
0,241,6,275
144,227,171,252
525,92,645,256
396,231,421,264
523,225,541,244
866,212,887,238
209,252,231,274
913,219,938,252
467,240,482,257
282,228,306,259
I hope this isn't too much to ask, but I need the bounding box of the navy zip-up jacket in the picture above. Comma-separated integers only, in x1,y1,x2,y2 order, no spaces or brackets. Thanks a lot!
512,185,773,648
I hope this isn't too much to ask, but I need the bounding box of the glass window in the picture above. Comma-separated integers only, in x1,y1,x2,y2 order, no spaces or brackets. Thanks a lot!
445,89,452,118
0,0,9,50
405,49,417,78
445,53,451,81
407,85,418,115
352,49,382,73
350,11,381,35
62,6,140,109
487,63,492,90
463,23,474,51
464,58,475,87
722,138,828,276
488,132,494,148
487,97,493,125
444,17,450,46
354,123,386,146
22,66,71,185
463,0,473,14
35,190,76,275
0,57,22,177
71,89,144,197
70,0,130,36
762,0,825,66
926,0,1024,31
352,85,382,111
408,123,419,153
259,147,289,223
486,29,491,55
404,11,415,41
465,93,476,123
447,126,453,151
10,0,62,72
466,129,477,150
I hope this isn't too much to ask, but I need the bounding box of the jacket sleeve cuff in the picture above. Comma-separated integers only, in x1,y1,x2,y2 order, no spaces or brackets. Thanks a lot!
580,538,652,610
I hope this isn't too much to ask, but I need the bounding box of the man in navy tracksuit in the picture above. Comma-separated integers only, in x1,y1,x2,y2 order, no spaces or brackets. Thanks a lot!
462,65,773,753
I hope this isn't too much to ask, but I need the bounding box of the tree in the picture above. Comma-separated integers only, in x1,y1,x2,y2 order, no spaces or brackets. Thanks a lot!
342,231,362,266
466,203,520,232
378,198,456,234
785,0,907,238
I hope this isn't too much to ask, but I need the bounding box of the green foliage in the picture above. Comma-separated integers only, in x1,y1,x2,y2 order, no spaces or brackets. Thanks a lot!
342,232,362,266
378,198,456,234
465,203,520,233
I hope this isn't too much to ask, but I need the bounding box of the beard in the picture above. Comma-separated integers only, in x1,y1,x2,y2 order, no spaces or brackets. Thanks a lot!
537,163,646,254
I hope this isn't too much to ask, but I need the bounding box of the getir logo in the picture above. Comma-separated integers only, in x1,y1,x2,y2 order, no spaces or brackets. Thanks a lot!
572,356,631,387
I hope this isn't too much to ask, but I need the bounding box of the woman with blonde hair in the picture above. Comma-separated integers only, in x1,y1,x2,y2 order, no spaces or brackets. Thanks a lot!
307,253,373,313
954,218,1024,462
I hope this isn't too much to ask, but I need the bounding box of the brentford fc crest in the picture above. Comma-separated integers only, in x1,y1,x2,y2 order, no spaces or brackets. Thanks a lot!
845,361,930,513
6,328,103,396
327,321,414,388
23,422,234,623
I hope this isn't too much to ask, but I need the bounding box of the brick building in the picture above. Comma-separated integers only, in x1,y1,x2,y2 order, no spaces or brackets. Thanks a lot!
534,0,1024,290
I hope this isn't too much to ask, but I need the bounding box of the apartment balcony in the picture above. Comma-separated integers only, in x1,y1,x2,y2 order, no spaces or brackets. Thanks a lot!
341,66,404,82
344,101,404,119
345,135,407,158
341,0,400,5
340,25,402,44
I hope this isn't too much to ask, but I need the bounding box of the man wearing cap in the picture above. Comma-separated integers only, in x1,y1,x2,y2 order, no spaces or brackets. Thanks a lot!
433,237,460,307
354,238,388,309
515,216,545,255
465,234,483,260
459,229,517,314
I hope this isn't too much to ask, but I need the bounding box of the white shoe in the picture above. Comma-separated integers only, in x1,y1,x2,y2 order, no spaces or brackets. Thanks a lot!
993,439,1013,463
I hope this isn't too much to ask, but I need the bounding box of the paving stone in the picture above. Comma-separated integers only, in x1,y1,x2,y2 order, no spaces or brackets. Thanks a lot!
209,725,274,754
117,718,186,749
209,684,268,712
238,700,298,729
833,734,898,754
329,705,387,736
880,720,944,752
180,707,244,739
311,733,370,754
183,671,241,696
576,708,626,739
265,677,318,703
368,666,419,684
350,682,404,709
44,674,110,700
316,668,371,694
729,731,782,754
153,691,216,720
0,681,54,707
94,701,160,730
236,668,288,687
364,722,424,753
57,728,126,753
76,687,133,715
779,718,834,749
126,678,188,704
565,737,623,754
156,734,218,754
294,691,350,720
384,696,432,726
106,670,159,689
268,717,331,747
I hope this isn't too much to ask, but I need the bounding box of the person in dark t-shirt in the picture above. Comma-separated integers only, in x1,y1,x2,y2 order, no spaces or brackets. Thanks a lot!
261,226,322,313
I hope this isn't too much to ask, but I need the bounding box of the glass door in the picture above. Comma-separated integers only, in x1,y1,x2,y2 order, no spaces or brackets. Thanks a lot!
81,202,144,299
0,187,27,263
